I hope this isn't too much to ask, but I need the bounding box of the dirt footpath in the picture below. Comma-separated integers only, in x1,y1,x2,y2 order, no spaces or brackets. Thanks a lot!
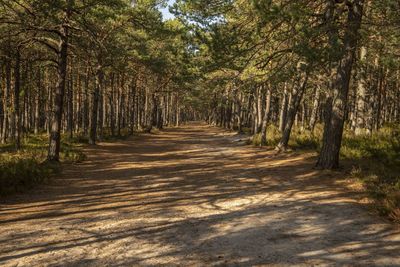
1,124,399,266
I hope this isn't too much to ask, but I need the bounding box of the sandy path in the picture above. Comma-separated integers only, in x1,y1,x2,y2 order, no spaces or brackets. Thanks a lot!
0,124,399,266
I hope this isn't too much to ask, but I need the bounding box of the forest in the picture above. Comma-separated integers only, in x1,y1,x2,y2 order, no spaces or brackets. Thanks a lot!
0,0,400,265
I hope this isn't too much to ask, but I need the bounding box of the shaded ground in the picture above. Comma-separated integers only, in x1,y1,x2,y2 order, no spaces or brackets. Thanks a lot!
1,123,399,266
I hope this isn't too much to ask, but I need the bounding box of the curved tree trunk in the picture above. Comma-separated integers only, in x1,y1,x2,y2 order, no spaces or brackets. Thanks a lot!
276,72,309,151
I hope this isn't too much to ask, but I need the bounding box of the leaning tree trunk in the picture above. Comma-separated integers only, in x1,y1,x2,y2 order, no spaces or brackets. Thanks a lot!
276,72,309,151
316,0,364,169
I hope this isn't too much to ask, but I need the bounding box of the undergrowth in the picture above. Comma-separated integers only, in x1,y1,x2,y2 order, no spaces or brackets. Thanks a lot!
251,124,320,150
251,123,400,222
343,126,400,222
0,155,60,196
0,133,86,196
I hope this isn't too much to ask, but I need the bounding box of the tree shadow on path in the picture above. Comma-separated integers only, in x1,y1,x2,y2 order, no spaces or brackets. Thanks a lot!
0,124,399,266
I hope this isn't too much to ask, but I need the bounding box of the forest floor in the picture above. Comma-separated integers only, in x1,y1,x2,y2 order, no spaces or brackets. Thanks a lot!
0,123,399,266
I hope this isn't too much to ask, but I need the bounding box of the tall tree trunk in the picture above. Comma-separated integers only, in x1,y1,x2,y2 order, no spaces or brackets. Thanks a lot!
14,49,21,150
375,65,384,131
34,68,41,134
175,93,180,127
67,70,73,139
1,56,11,144
47,0,73,161
89,67,103,145
309,85,321,133
109,74,115,136
98,86,104,141
279,82,289,132
260,86,272,146
316,0,364,169
256,86,263,133
83,66,90,135
236,92,243,133
355,46,367,135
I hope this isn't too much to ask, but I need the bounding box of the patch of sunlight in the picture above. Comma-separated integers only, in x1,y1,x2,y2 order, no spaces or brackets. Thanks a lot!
236,177,259,183
295,171,320,178
299,249,330,257
141,148,207,157
258,156,306,167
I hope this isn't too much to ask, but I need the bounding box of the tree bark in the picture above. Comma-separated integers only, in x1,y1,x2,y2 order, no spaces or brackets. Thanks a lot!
309,85,321,132
355,46,367,135
1,56,11,144
47,0,73,161
67,68,73,139
279,82,289,132
14,49,21,150
316,0,364,169
89,67,103,145
34,68,41,134
260,86,272,146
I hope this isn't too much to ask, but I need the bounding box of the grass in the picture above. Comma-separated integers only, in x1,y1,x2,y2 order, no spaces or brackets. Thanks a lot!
252,123,400,222
251,124,320,150
0,133,87,196
0,155,60,196
342,126,400,222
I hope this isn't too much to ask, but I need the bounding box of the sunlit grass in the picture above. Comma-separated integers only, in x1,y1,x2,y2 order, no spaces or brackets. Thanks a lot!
251,123,400,222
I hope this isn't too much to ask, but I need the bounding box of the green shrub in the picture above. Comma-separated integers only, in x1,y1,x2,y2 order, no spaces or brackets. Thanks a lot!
290,130,320,150
0,155,60,196
61,146,86,163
